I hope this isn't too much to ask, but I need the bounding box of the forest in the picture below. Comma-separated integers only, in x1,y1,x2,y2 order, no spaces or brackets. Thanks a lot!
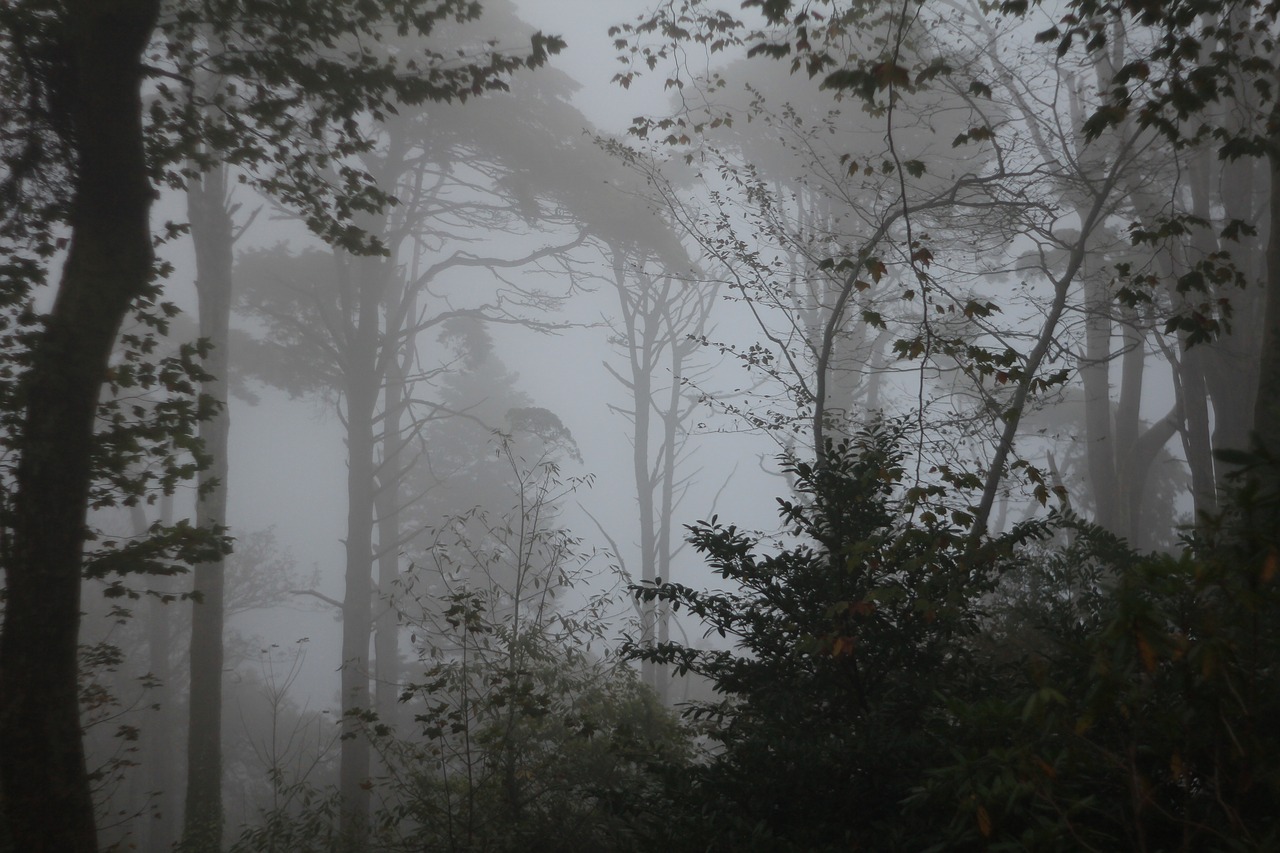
0,0,1278,850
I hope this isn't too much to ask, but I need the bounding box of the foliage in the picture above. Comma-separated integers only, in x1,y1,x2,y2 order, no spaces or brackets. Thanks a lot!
230,449,686,852
618,428,1280,851
380,450,683,852
627,424,1039,851
916,459,1280,852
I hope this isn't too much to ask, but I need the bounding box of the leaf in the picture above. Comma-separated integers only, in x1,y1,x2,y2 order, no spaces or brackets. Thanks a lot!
968,79,993,98
976,805,992,838
1137,635,1158,673
1262,548,1278,584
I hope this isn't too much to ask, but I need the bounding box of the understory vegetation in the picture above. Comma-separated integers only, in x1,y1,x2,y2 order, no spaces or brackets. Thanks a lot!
202,428,1279,852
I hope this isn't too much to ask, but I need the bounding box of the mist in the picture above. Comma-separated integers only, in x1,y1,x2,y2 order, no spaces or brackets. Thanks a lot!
2,0,1278,851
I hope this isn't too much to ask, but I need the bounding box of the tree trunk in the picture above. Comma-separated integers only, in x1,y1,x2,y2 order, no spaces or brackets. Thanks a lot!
182,162,234,852
1080,268,1119,532
1253,148,1280,479
373,311,408,730
0,4,160,852
136,499,178,853
338,252,387,843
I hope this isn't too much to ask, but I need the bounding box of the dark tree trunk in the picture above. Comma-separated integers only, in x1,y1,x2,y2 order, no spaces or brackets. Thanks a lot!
0,4,160,852
1253,149,1280,479
182,162,234,852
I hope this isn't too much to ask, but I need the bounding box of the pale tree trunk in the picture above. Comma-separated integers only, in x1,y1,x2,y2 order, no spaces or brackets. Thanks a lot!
1112,308,1143,541
182,160,234,852
1080,265,1119,532
134,498,179,853
0,4,160,852
653,335,690,705
632,328,659,693
338,250,390,843
335,126,407,838
373,300,410,729
607,250,714,701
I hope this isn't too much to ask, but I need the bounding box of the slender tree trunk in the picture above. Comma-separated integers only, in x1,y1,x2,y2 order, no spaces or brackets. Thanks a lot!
136,499,178,852
1114,308,1145,544
338,252,386,843
373,315,408,729
1080,268,1119,532
653,340,685,705
633,357,658,692
183,162,234,852
0,5,160,852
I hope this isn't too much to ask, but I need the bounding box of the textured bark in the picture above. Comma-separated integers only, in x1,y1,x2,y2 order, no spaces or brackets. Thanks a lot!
182,162,234,851
0,4,160,851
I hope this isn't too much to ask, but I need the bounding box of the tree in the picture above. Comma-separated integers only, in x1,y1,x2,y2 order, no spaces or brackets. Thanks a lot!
0,6,167,850
629,425,1032,850
612,0,1277,548
0,2,565,849
598,243,716,701
1037,0,1279,497
384,446,682,853
232,70,593,829
184,157,239,850
917,463,1280,850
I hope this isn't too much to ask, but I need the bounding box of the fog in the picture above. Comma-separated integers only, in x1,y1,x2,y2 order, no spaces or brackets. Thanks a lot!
2,0,1275,850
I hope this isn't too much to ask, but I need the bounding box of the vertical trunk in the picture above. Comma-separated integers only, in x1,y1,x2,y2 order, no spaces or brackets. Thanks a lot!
1129,169,1224,522
1208,38,1266,464
653,337,686,705
373,313,408,729
1253,148,1280,479
1185,142,1260,485
1113,308,1145,545
136,499,178,853
0,5,160,852
338,252,386,842
182,161,233,852
1080,270,1119,532
633,358,658,692
1181,345,1219,517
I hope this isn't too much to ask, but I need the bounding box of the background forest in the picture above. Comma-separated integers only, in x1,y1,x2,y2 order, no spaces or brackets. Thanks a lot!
1,0,1279,851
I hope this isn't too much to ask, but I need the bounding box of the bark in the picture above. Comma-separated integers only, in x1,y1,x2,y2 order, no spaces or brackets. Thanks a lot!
1203,155,1263,461
338,251,388,842
1253,148,1280,477
1080,268,1118,532
182,162,234,851
373,299,409,729
0,4,160,851
1180,346,1219,517
1113,309,1145,543
627,279,659,693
